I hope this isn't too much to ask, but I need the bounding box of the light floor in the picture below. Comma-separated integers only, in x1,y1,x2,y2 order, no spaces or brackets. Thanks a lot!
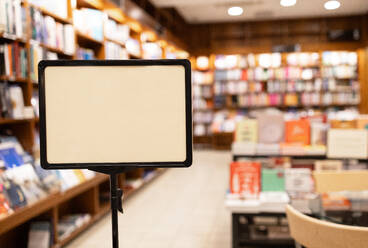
66,150,232,248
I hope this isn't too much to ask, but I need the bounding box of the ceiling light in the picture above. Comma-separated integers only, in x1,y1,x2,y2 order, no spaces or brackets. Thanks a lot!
280,0,297,7
324,0,340,10
228,6,243,16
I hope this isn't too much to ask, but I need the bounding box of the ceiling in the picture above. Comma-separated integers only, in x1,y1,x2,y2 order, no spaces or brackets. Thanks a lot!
150,0,368,23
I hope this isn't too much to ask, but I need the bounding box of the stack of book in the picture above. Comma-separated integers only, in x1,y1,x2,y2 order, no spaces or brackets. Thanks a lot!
0,84,26,119
73,8,104,41
0,0,27,39
30,6,75,54
142,42,162,59
58,213,91,241
76,47,95,60
125,38,141,57
0,42,28,79
104,19,129,44
0,135,96,220
105,42,128,60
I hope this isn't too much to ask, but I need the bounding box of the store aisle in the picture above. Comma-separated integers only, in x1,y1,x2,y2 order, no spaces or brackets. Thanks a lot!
66,150,232,248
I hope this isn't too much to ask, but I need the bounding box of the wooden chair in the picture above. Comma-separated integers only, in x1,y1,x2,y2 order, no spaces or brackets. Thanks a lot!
286,204,368,248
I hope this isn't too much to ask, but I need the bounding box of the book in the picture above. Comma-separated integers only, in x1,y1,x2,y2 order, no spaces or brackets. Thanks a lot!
73,8,104,41
235,119,258,143
315,160,343,171
104,18,129,43
0,0,26,38
285,168,313,193
261,168,285,192
230,161,261,197
330,119,357,129
285,119,310,145
310,122,328,146
257,113,284,144
0,43,28,78
0,181,13,218
2,177,27,209
8,85,25,119
0,147,24,168
105,41,128,60
27,221,51,248
327,129,368,159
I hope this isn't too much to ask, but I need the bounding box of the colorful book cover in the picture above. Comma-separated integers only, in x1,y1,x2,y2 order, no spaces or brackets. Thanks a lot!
235,119,258,143
257,114,284,144
285,119,310,145
261,168,285,192
0,147,24,168
230,161,261,197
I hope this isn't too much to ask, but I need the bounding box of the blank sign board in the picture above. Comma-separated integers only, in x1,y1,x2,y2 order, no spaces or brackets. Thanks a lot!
38,60,192,169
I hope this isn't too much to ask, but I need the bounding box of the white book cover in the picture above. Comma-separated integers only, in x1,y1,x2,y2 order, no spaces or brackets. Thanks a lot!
9,86,25,119
0,0,7,33
27,222,50,248
63,24,75,54
13,0,22,37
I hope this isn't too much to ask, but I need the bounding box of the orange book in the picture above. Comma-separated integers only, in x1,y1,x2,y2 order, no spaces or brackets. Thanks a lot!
285,119,310,145
330,120,357,129
7,44,13,77
230,161,261,197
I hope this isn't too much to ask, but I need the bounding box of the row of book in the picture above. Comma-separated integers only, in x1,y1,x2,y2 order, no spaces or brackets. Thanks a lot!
104,18,130,44
229,161,368,215
0,135,96,219
74,8,104,42
192,71,214,85
230,161,314,197
27,213,91,248
214,66,357,81
194,111,213,124
197,52,357,70
76,47,95,60
0,84,36,119
142,42,162,59
194,124,212,136
213,92,360,109
0,0,27,39
193,98,213,111
0,42,28,78
214,79,359,95
193,85,213,99
30,6,75,54
105,41,128,60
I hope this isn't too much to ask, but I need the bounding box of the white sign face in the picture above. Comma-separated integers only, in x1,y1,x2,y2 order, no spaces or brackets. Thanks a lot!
39,60,192,169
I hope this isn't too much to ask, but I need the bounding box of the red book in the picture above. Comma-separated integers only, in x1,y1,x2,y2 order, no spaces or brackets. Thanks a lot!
241,69,248,81
230,161,261,196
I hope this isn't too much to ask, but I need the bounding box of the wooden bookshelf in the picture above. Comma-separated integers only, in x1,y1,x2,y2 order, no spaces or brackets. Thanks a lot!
0,169,166,247
193,51,365,148
0,0,185,247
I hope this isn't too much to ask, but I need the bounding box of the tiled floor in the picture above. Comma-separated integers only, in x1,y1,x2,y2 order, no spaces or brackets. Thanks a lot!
65,150,232,248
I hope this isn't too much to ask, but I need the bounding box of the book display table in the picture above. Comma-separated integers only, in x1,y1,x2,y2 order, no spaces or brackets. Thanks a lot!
226,194,294,248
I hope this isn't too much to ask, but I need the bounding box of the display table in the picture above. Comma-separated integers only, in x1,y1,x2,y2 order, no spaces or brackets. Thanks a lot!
225,193,294,248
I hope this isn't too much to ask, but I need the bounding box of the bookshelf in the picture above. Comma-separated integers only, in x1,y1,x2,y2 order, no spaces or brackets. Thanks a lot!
193,51,362,149
0,0,187,247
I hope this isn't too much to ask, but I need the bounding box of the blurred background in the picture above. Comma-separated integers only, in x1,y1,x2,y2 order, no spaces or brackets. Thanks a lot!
1,0,368,247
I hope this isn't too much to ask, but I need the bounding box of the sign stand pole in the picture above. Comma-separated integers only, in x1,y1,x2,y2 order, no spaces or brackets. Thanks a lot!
91,168,127,248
